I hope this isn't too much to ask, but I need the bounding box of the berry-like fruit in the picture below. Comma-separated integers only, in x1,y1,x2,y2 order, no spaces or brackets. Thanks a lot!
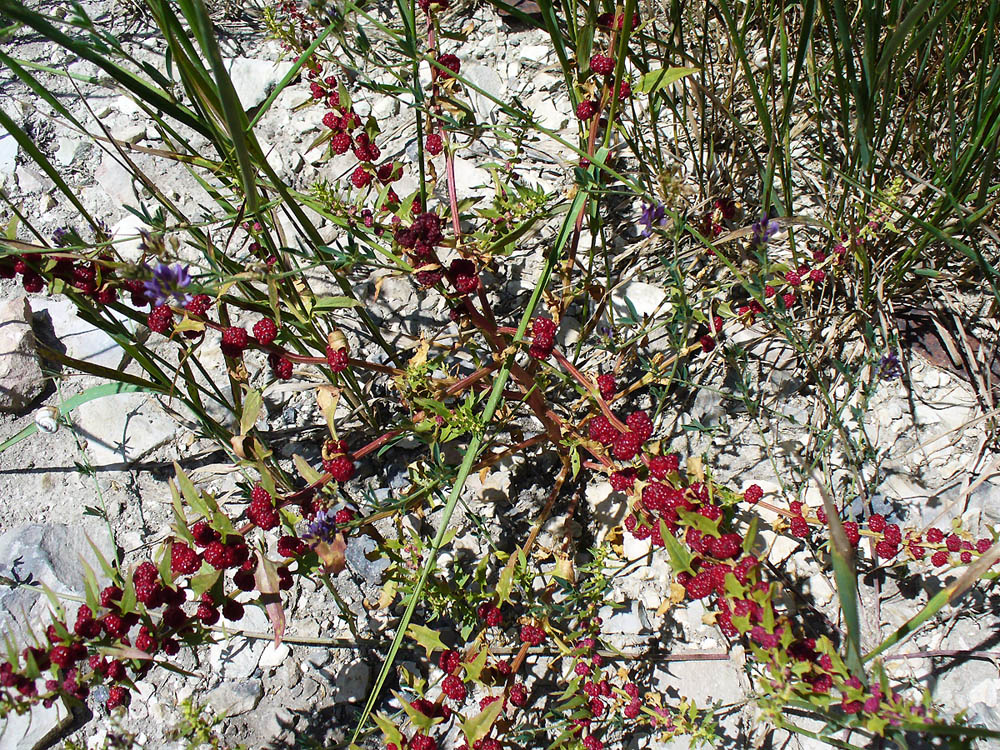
576,99,598,120
868,514,887,533
626,411,652,442
590,54,615,76
596,373,615,401
789,516,809,537
147,305,172,334
612,431,642,461
442,674,467,702
331,132,352,154
425,133,444,155
744,484,763,504
520,624,546,646
326,346,349,373
221,326,248,356
325,455,355,483
252,318,278,345
588,415,617,445
510,682,527,706
439,649,461,674
437,53,460,77
268,353,293,380
946,534,962,552
931,550,949,566
106,685,130,710
170,543,201,575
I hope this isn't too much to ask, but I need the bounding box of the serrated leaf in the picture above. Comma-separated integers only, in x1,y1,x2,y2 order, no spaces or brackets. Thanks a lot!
393,691,438,732
372,713,404,749
189,567,220,599
677,508,721,537
462,697,504,746
240,388,263,436
464,646,488,683
496,559,515,605
407,624,447,658
660,520,693,574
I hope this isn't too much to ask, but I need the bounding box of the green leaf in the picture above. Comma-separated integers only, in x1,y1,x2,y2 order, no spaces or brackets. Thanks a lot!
393,691,438,732
79,557,101,613
293,454,323,484
240,389,263,436
660,520,694,575
372,713,404,750
464,646,489,683
406,624,447,658
311,295,364,310
40,584,66,622
174,463,211,518
85,532,118,582
742,516,759,554
190,567,220,599
461,696,504,746
636,66,699,95
677,508,721,537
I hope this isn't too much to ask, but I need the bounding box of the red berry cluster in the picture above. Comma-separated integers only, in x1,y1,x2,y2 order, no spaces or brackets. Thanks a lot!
528,317,557,359
322,438,356,482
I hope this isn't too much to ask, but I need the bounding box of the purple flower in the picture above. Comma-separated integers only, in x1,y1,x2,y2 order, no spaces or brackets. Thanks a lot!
639,202,666,237
879,350,902,380
750,216,780,248
306,509,338,542
143,262,192,306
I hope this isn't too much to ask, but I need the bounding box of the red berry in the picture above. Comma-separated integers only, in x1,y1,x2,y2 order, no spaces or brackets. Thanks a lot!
203,541,235,569
868,514,887,533
927,528,945,543
268,353,293,380
625,411,652,443
106,685,130,710
576,99,598,120
277,536,304,558
326,346,349,373
977,538,992,554
684,571,714,599
170,543,201,575
609,469,636,493
252,318,278,345
946,534,962,552
612,431,642,461
437,53,460,77
411,734,437,750
325,456,355,483
590,54,615,76
442,674,467,702
595,373,615,401
785,270,802,287
875,540,898,559
842,521,860,546
782,292,796,309
789,516,809,537
931,550,950,566
351,165,372,189
520,624,545,646
509,682,527,706
883,524,902,545
222,599,245,622
147,305,172,334
221,326,248,356
810,269,826,283
331,132,352,154
744,484,763,504
588,415,617,445
191,521,218,547
439,649,461,674
710,533,742,560
425,133,444,155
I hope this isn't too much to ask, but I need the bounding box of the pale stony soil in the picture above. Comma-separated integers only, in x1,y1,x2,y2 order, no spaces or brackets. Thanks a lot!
2,1,1000,749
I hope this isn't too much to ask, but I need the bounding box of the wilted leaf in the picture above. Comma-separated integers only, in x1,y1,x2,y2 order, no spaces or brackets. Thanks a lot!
254,552,286,646
315,532,347,575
